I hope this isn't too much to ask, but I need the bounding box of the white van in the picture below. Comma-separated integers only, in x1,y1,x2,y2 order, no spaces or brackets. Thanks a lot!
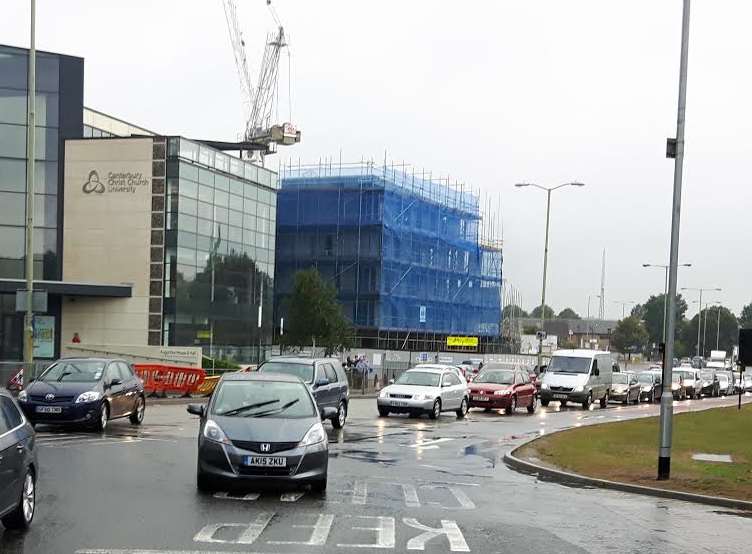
539,349,614,410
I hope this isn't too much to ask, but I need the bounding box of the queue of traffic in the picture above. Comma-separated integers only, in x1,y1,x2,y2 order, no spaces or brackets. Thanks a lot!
3,351,750,532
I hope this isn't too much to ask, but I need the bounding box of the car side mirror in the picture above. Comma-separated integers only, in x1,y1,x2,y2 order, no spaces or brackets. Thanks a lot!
108,377,122,388
442,382,451,388
389,379,395,385
322,407,337,419
187,403,205,417
315,378,329,388
592,368,600,377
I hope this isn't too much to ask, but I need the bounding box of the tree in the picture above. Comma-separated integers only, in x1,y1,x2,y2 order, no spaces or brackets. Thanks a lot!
740,302,752,329
557,308,581,320
522,325,539,335
530,304,555,320
682,306,738,358
503,304,528,318
281,268,353,356
610,316,649,354
633,293,688,347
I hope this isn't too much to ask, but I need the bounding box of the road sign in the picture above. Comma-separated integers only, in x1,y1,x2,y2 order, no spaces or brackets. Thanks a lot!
15,289,48,312
446,336,478,348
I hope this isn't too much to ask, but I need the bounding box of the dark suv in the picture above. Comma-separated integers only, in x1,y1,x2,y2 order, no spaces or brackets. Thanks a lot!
0,387,37,530
257,357,349,429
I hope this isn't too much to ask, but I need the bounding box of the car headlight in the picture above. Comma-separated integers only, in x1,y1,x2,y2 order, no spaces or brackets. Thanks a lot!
75,391,102,403
18,390,28,402
573,385,584,393
541,383,550,390
671,384,679,390
642,386,652,392
419,394,435,401
379,389,388,398
299,422,326,447
203,419,232,445
494,390,511,396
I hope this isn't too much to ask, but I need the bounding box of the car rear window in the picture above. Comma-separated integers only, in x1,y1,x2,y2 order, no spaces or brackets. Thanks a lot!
257,361,314,384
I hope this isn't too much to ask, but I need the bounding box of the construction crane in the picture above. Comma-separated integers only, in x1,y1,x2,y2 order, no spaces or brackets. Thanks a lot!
217,0,300,159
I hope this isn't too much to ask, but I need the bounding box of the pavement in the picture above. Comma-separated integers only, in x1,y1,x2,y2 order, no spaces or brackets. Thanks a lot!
2,393,752,553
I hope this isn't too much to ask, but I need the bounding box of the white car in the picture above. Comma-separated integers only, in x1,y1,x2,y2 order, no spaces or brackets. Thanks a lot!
377,367,469,420
414,364,468,385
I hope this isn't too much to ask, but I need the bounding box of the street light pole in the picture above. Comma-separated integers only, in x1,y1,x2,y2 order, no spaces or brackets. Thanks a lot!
613,301,635,320
716,304,721,350
658,0,691,481
642,263,692,344
682,287,722,359
23,0,37,369
515,181,585,371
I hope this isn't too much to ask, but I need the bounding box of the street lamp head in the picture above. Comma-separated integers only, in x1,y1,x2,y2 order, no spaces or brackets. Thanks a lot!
642,263,651,267
569,182,586,187
681,263,692,267
514,183,530,188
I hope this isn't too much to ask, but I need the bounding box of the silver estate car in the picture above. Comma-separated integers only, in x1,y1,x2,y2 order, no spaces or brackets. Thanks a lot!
377,367,469,419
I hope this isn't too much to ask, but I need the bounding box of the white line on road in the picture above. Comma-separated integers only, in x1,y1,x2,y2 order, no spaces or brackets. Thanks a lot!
280,491,306,502
213,492,260,501
408,438,453,448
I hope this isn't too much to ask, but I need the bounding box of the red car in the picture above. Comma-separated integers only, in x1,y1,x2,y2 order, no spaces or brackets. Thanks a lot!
468,367,537,414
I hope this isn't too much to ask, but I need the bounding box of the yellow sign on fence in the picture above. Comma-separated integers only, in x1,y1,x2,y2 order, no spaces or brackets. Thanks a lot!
446,336,479,348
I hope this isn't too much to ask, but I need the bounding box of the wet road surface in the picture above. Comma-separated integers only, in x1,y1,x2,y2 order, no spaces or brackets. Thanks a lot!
2,393,751,553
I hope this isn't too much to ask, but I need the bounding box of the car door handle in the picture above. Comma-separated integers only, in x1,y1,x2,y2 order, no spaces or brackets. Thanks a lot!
16,444,24,452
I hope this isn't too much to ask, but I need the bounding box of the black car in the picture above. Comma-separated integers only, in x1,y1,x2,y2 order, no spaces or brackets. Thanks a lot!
0,388,37,530
257,357,349,429
18,358,146,431
188,372,334,492
637,372,661,403
699,370,720,397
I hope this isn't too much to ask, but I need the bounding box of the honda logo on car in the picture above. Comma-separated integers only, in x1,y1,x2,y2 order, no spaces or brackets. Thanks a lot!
260,443,271,452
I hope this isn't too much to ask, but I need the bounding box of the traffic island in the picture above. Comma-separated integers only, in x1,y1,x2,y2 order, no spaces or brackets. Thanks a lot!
507,403,752,510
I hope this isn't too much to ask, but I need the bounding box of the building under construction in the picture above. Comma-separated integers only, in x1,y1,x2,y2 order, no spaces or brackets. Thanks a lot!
275,161,503,352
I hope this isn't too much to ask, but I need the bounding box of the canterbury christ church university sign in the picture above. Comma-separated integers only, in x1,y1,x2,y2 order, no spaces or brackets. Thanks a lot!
83,169,149,195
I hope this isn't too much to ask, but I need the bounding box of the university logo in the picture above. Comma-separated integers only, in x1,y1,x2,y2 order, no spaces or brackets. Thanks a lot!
83,170,105,194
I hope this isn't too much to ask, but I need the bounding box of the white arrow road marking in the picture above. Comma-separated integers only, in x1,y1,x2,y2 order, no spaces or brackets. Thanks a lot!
409,438,454,448
280,491,305,502
213,492,260,501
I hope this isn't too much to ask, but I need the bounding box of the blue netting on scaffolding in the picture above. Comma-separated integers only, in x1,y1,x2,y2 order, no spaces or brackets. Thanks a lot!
275,163,502,336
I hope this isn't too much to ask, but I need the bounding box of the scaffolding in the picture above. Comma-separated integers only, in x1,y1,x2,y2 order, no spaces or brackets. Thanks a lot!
275,159,503,350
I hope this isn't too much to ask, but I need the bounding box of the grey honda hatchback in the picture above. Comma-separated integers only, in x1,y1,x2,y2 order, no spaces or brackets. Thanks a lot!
0,387,37,530
188,372,335,493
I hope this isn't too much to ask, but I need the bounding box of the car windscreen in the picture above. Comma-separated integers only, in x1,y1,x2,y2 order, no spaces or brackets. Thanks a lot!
700,372,714,380
257,361,314,384
717,375,729,383
682,371,695,380
482,363,517,372
548,356,591,374
612,374,629,384
38,360,106,383
212,380,316,418
473,370,515,384
395,371,441,387
638,374,654,384
672,373,682,383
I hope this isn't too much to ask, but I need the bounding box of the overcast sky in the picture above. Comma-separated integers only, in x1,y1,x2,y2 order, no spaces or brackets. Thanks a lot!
3,1,751,320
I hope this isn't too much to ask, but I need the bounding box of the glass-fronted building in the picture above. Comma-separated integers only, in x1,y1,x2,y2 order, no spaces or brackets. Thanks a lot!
0,44,84,360
163,138,278,361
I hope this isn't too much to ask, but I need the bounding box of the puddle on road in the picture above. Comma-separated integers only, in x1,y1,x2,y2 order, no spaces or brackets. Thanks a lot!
329,449,398,465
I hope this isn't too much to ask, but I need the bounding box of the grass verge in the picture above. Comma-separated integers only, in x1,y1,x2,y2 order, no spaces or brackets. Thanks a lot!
517,403,752,501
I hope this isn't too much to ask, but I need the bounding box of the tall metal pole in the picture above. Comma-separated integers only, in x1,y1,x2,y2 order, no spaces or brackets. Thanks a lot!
659,0,691,481
702,302,709,358
23,0,37,369
716,305,721,350
695,289,702,358
538,189,552,371
662,266,669,344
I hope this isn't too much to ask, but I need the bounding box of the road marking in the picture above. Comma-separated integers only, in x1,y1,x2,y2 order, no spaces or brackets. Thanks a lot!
193,513,273,545
280,492,305,502
352,480,368,505
401,484,421,508
423,486,476,510
267,514,334,545
77,551,294,554
213,492,260,501
409,438,453,448
403,518,470,552
337,516,396,549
